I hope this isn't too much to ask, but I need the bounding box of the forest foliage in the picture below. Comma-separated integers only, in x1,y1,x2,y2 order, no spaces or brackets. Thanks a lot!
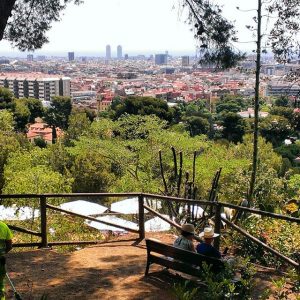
0,90,299,281
0,90,299,219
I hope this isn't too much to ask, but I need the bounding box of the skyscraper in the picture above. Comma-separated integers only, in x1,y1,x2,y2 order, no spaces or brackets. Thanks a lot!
106,45,111,60
182,56,190,67
117,45,122,59
155,54,167,65
27,54,34,62
68,52,75,61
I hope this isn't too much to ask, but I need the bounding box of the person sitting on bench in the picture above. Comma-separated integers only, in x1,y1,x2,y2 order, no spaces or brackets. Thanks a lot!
196,227,221,259
173,223,196,252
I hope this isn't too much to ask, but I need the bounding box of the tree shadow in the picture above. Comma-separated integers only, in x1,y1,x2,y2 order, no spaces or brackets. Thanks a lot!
4,235,177,299
5,250,115,299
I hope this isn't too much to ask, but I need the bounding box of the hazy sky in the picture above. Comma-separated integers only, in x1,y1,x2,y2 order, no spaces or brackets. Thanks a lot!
0,0,259,56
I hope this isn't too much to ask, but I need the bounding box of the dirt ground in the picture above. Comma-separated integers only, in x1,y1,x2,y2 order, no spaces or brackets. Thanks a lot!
4,233,297,300
5,233,178,300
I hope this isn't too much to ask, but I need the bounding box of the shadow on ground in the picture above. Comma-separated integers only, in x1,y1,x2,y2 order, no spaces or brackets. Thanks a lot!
5,234,176,300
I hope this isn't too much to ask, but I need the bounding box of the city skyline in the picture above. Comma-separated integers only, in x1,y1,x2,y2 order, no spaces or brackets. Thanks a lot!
0,0,260,56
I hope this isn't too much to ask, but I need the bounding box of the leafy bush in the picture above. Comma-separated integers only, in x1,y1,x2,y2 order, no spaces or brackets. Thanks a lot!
229,217,300,268
172,258,256,300
172,281,199,300
271,271,300,300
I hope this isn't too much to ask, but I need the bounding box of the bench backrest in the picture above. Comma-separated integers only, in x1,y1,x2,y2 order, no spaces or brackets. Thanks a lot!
146,238,224,270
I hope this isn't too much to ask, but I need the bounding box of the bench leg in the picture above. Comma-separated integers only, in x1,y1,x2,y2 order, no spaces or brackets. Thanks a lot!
145,261,150,276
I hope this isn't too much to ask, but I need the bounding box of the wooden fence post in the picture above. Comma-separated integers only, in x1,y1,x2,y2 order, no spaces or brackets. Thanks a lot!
138,194,145,240
40,196,48,248
214,203,222,251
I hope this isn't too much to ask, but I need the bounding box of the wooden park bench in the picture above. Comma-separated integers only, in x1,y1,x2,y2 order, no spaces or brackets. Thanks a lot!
145,238,225,277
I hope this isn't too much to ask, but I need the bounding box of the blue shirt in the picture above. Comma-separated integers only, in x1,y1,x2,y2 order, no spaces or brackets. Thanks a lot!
196,242,221,259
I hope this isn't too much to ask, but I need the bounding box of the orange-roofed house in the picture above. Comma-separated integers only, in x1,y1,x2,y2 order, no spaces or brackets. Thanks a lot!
27,121,63,144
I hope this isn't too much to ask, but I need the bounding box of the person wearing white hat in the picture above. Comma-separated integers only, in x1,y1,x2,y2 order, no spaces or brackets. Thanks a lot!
196,227,221,259
173,223,196,252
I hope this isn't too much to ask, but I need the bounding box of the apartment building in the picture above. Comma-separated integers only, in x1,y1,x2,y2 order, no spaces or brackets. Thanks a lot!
0,75,71,101
266,82,300,97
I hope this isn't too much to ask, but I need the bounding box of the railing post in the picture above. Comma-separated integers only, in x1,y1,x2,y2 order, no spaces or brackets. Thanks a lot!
138,194,145,240
40,196,48,248
214,203,222,251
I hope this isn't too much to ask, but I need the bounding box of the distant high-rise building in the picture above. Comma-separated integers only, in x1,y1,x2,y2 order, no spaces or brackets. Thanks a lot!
155,54,167,65
27,54,34,62
117,45,122,59
0,75,70,101
106,45,111,60
182,56,190,67
68,52,75,61
37,55,46,61
124,54,129,60
0,59,10,64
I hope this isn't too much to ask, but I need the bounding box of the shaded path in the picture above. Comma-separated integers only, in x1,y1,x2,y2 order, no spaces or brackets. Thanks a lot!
5,233,176,300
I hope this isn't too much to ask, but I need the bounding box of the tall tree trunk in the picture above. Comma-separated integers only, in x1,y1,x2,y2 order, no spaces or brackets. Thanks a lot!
249,0,262,205
0,0,16,40
52,125,57,144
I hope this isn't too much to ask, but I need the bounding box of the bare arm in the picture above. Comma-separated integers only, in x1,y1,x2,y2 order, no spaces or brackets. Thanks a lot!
191,242,196,252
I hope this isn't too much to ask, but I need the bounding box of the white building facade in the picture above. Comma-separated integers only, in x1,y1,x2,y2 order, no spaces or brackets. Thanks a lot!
0,76,71,101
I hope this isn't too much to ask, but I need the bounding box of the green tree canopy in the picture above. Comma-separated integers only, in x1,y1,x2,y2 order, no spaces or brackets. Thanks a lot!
275,143,300,166
0,109,14,131
3,165,72,199
259,115,292,147
44,96,72,130
216,95,250,114
221,112,246,143
0,132,28,191
0,87,14,110
110,96,176,123
185,116,209,137
3,147,73,204
216,101,241,114
115,114,167,140
67,139,117,193
274,96,289,107
23,98,44,123
269,106,293,121
0,0,82,51
183,100,211,117
65,112,91,142
12,99,30,131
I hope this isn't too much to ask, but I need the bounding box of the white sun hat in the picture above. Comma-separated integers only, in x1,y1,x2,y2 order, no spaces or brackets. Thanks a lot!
199,227,220,238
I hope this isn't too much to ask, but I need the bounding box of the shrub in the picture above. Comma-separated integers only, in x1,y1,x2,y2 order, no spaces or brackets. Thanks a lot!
172,258,256,300
229,217,300,268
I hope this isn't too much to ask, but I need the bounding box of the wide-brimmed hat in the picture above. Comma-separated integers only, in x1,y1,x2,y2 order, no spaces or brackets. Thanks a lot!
181,223,195,234
199,227,219,238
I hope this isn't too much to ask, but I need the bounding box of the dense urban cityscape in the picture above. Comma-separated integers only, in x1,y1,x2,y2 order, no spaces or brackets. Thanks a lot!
1,46,300,116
